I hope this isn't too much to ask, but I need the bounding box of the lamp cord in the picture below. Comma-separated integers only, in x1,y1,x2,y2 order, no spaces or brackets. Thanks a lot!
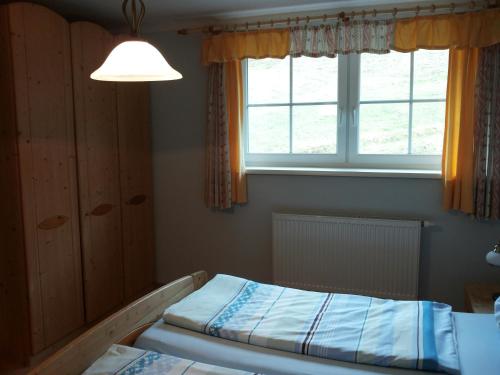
122,0,146,36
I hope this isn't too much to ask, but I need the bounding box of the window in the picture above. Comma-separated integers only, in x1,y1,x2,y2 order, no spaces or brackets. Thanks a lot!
244,50,449,170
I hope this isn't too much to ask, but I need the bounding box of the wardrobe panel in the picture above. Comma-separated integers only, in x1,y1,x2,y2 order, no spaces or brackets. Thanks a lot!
0,5,31,363
117,83,155,301
7,3,84,352
71,22,124,323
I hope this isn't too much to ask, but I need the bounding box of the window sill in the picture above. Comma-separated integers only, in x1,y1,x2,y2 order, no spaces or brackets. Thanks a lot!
245,167,441,179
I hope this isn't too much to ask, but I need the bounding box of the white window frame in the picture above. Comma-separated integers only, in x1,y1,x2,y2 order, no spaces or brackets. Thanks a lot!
244,55,348,168
347,53,444,169
244,51,446,171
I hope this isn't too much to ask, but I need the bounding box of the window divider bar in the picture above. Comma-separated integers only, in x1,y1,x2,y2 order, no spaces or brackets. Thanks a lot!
408,52,415,155
411,98,446,103
289,56,293,154
244,59,250,155
247,101,338,108
358,98,445,105
345,54,352,162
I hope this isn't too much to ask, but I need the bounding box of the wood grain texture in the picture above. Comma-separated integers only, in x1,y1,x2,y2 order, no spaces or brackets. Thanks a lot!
116,323,154,346
31,271,208,375
127,194,147,205
0,4,31,365
71,21,125,323
37,215,69,230
465,283,500,313
89,203,115,216
192,270,209,290
117,81,156,302
7,2,84,353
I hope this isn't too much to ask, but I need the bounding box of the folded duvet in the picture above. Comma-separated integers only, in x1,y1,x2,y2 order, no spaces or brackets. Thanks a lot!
83,344,258,375
164,274,460,374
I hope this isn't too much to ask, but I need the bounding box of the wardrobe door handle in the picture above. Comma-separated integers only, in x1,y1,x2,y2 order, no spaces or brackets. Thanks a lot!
127,194,147,205
38,215,69,230
89,203,114,216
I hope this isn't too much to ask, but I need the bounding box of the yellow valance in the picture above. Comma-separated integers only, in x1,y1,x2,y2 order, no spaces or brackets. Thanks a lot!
202,28,289,65
394,9,500,52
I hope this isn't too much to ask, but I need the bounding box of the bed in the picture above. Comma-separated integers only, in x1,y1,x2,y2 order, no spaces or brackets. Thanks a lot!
135,312,500,375
32,271,500,375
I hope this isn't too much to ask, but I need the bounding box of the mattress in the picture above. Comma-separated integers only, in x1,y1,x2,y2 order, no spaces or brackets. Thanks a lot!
134,312,500,375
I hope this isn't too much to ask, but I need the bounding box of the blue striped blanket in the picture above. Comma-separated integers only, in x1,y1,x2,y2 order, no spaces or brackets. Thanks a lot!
83,344,258,374
164,274,460,374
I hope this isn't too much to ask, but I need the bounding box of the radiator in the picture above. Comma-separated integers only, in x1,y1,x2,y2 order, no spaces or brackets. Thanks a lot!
272,213,421,300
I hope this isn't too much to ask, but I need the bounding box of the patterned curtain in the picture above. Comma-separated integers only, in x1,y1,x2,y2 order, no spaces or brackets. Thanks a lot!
205,63,232,209
289,20,393,57
205,62,247,210
473,44,500,219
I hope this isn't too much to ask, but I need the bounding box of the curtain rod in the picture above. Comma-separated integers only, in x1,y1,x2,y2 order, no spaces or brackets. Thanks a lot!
177,0,496,35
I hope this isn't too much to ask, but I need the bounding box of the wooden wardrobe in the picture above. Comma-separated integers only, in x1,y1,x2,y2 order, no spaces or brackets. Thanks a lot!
0,2,155,366
71,21,155,322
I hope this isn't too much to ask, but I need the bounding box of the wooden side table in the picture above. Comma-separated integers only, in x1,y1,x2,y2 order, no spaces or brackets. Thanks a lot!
465,283,500,313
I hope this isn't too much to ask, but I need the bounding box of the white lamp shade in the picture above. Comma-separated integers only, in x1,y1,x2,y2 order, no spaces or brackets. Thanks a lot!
90,40,182,82
486,250,500,266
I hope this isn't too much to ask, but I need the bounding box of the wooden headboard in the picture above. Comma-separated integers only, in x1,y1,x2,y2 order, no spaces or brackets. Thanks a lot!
30,271,208,375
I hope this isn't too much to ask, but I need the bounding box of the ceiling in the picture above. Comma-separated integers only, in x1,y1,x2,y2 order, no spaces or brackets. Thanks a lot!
29,0,445,32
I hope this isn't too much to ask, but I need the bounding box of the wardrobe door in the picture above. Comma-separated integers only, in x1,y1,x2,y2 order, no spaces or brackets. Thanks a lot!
7,3,84,352
71,22,124,322
0,5,31,363
117,83,155,301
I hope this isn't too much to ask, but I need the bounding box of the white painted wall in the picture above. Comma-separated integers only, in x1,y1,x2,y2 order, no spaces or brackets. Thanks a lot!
148,31,500,310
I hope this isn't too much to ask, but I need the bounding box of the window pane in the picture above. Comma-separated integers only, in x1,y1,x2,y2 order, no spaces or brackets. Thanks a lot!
292,105,337,154
248,106,289,153
412,102,445,155
359,103,409,154
248,57,289,104
413,50,448,99
360,52,411,101
293,57,337,103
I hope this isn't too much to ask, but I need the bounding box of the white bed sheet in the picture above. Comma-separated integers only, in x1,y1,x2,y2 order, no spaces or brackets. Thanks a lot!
134,312,500,375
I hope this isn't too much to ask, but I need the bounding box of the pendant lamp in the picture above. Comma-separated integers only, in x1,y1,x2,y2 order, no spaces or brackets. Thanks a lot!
91,0,182,82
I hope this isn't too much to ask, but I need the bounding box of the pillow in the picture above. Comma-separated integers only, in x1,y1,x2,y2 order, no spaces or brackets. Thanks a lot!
495,296,500,328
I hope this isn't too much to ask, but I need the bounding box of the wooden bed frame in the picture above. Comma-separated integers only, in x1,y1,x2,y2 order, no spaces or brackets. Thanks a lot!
30,271,208,375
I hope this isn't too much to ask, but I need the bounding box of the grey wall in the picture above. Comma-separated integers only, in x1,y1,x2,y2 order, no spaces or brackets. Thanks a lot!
148,31,500,310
